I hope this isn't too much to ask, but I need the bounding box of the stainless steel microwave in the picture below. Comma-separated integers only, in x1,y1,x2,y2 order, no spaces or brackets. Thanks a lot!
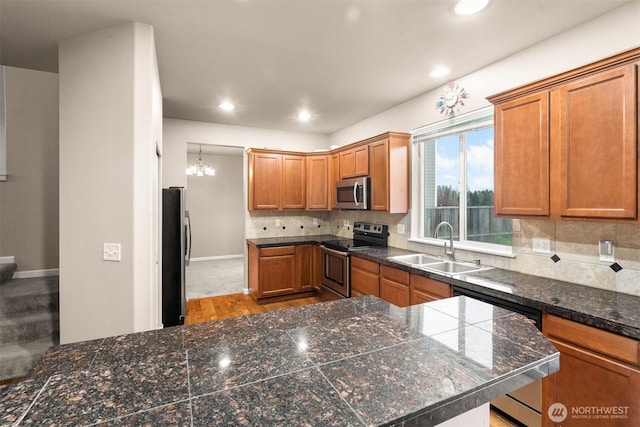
335,177,370,210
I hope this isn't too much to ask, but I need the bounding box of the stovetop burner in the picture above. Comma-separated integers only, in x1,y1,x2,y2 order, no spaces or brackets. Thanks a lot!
321,222,388,253
320,239,372,252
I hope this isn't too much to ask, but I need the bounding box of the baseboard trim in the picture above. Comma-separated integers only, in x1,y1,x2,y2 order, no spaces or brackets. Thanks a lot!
0,256,15,263
13,268,59,279
190,254,244,262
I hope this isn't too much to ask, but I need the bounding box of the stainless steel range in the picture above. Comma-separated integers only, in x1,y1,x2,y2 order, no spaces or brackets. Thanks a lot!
320,222,388,299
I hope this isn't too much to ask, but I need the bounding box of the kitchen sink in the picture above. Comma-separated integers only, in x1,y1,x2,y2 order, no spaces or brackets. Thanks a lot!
422,261,484,275
390,253,441,265
389,254,493,277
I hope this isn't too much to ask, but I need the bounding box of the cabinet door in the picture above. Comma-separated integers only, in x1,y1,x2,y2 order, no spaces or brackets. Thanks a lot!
380,266,410,307
410,274,451,305
543,338,640,427
354,145,369,176
351,257,380,296
494,92,550,217
296,245,314,292
259,248,296,297
339,150,355,179
370,139,389,211
330,153,340,209
282,155,306,209
557,64,637,219
306,155,330,210
380,278,410,307
251,152,281,210
312,245,322,291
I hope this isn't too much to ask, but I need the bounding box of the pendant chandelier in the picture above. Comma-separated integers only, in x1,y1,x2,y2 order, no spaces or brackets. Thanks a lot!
186,144,215,176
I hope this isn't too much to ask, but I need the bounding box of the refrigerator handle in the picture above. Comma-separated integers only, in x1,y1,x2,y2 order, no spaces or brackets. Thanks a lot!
185,211,192,266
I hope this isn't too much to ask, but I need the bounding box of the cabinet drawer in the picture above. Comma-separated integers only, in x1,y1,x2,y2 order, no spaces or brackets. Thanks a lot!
351,256,379,274
411,275,451,299
544,314,640,366
380,265,409,285
260,246,295,257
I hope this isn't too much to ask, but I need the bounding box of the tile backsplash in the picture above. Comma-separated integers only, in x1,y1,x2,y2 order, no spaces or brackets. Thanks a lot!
246,210,640,296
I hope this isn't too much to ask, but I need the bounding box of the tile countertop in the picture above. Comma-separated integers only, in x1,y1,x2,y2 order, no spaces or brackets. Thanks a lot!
1,296,558,426
247,236,640,340
352,246,640,341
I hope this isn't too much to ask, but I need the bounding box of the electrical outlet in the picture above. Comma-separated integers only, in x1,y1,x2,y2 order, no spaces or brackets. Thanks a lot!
313,218,318,225
397,224,405,234
275,219,281,227
343,219,349,227
532,238,551,254
599,240,615,262
103,243,121,262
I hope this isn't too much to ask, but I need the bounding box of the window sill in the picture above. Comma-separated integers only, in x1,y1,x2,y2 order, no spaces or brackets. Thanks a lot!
407,238,516,259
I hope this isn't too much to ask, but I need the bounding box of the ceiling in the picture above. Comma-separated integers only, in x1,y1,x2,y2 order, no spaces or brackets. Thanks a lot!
0,0,629,135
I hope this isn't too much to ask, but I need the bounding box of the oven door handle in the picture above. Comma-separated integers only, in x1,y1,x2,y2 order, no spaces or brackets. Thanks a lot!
321,245,349,257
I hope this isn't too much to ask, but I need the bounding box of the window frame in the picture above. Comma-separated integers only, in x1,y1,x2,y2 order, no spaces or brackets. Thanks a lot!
409,106,514,258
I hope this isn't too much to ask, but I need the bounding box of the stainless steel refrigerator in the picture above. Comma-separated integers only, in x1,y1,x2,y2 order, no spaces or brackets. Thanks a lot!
162,187,191,327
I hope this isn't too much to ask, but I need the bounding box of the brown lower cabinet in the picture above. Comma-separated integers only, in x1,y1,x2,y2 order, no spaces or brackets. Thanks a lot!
542,313,640,427
351,257,380,297
350,256,452,306
410,274,452,304
248,243,317,299
380,265,410,307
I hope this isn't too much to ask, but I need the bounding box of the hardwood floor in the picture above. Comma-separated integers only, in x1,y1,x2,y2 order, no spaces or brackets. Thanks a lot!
185,293,520,427
185,293,321,325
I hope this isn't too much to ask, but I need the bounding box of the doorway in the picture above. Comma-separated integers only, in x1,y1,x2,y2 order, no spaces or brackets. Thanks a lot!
184,143,245,299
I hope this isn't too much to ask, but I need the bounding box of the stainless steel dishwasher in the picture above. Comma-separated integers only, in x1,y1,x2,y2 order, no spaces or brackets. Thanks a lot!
452,286,543,427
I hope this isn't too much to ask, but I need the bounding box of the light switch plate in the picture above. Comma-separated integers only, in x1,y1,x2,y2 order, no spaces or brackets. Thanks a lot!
103,243,121,262
532,238,551,254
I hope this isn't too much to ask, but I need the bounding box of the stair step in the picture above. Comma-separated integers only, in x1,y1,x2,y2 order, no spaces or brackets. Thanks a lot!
0,311,60,345
0,337,58,380
0,263,17,284
0,276,59,317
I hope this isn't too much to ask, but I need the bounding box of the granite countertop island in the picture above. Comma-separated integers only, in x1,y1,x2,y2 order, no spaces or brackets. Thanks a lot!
1,296,558,426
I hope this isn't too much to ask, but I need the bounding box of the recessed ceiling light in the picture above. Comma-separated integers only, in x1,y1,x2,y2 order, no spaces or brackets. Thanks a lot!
430,66,451,78
454,0,489,15
219,101,236,111
297,110,313,121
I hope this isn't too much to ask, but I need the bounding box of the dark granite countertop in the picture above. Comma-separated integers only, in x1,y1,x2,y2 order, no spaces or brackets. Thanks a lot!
0,296,558,426
247,236,640,340
351,247,640,341
247,234,348,248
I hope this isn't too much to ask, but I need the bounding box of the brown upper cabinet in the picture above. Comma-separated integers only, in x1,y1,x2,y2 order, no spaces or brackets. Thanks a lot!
247,149,306,210
488,47,640,222
248,131,410,213
306,154,331,210
369,133,410,213
339,145,369,179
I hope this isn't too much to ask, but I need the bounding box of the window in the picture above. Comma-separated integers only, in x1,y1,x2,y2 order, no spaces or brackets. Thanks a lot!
412,107,512,255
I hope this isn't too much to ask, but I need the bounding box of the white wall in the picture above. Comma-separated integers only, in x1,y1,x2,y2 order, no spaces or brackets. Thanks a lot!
327,1,640,296
329,0,640,146
0,66,59,273
163,118,330,188
59,22,163,344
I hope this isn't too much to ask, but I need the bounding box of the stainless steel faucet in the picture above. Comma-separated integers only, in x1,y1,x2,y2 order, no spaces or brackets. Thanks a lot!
434,221,455,261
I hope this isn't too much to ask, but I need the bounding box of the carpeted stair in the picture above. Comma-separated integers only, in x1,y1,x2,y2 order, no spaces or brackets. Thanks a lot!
0,263,17,284
0,275,59,380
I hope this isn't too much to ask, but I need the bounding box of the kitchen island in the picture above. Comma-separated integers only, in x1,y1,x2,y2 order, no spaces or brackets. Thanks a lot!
1,296,558,426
